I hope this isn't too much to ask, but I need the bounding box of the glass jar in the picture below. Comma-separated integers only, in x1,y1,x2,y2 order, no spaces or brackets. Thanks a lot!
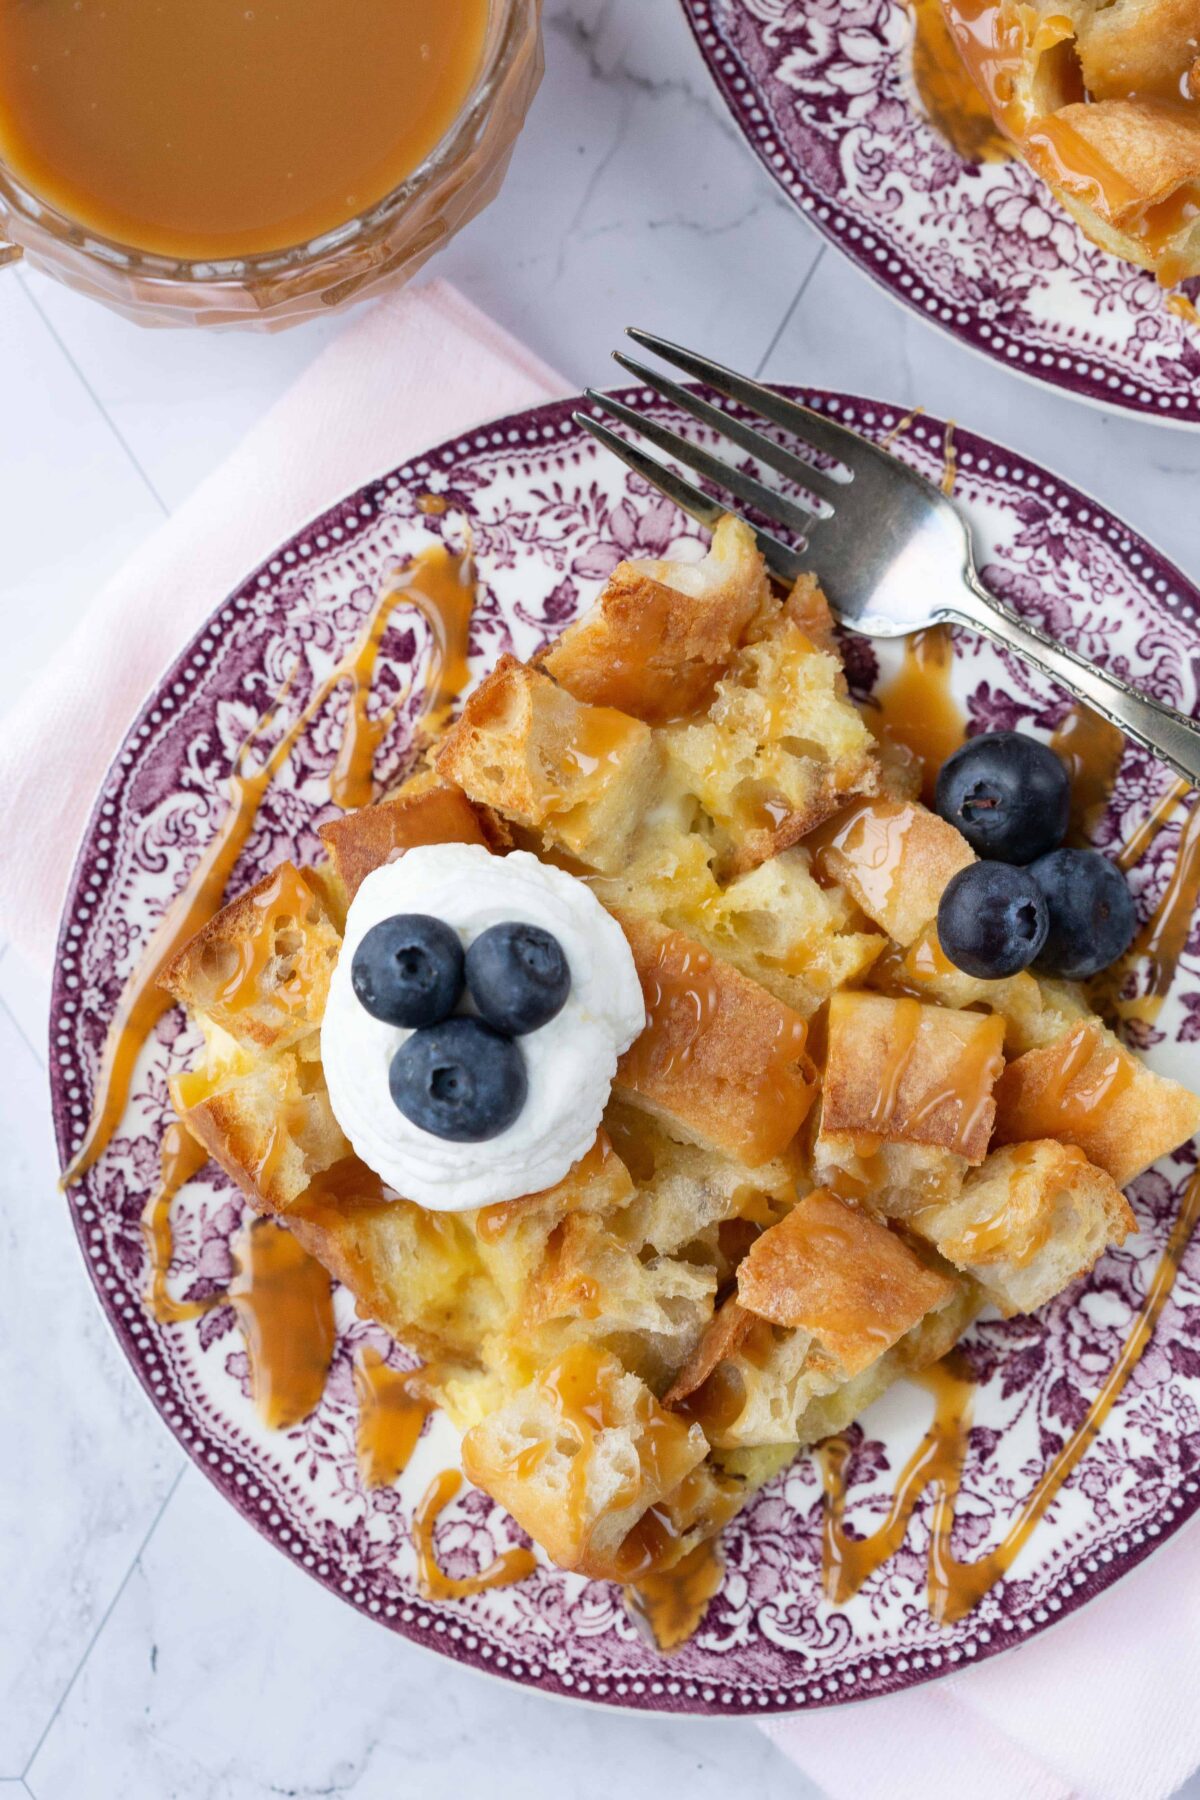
0,0,542,329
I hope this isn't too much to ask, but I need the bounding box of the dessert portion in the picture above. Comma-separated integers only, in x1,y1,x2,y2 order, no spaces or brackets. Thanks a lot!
939,0,1200,283
159,513,1200,1608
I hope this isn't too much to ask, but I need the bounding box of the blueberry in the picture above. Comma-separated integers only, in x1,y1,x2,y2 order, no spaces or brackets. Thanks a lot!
465,921,571,1035
935,732,1070,863
389,1016,527,1141
351,914,463,1029
938,861,1049,979
1029,848,1136,980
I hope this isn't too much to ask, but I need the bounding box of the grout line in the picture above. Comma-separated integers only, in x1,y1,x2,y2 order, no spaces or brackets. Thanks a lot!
754,244,827,380
13,273,171,518
0,989,45,1073
21,1463,186,1780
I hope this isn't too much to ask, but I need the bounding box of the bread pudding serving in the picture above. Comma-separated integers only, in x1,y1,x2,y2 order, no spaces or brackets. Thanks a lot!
158,514,1200,1608
939,0,1200,283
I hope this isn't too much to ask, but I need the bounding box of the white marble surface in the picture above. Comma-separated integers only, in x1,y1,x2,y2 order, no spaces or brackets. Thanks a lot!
1,0,1198,1794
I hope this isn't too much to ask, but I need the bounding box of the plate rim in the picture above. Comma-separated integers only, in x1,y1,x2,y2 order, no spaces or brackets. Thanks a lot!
48,384,1200,1716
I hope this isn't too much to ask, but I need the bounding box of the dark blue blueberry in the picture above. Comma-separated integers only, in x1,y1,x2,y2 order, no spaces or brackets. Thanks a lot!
351,913,463,1029
1030,848,1136,980
937,861,1049,979
465,921,571,1035
935,732,1070,863
389,1016,527,1141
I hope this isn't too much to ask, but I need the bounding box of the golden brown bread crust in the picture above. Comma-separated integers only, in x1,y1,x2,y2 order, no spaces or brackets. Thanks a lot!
318,784,489,901
820,991,1006,1163
736,1190,955,1376
908,1140,1137,1317
181,1050,350,1214
1073,0,1200,104
992,1021,1200,1186
809,799,975,946
434,655,662,873
613,911,817,1167
159,862,340,1054
540,514,771,722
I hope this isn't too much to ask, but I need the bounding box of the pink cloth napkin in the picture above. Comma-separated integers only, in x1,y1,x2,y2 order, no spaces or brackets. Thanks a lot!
764,1513,1200,1799
4,277,1197,1800
0,279,568,969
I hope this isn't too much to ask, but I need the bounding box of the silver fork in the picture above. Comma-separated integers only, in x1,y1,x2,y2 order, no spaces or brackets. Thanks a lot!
574,330,1200,790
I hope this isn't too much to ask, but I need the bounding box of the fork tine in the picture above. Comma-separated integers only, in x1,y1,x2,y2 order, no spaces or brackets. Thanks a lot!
572,411,807,586
625,328,869,479
610,352,839,516
585,389,818,543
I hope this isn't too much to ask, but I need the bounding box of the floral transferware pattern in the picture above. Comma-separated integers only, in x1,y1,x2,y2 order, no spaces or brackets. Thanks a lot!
680,0,1200,426
50,390,1200,1715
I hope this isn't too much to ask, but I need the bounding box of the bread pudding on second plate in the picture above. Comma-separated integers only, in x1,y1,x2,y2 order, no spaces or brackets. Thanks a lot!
158,515,1200,1593
940,0,1200,283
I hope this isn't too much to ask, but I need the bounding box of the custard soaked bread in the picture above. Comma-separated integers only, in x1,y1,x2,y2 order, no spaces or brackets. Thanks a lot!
940,0,1200,283
160,516,1199,1595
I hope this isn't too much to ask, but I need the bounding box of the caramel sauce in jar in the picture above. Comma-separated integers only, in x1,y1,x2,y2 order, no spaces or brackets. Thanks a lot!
0,0,488,261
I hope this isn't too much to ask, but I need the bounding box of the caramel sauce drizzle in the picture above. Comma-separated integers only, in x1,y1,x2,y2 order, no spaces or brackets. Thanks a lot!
141,1126,335,1429
1117,778,1190,873
412,1469,537,1601
1050,704,1126,844
909,0,1013,163
627,932,721,1081
873,627,966,805
824,1168,1200,1623
1168,294,1200,329
625,1537,726,1654
61,543,474,1188
354,1348,436,1488
1095,801,1200,1028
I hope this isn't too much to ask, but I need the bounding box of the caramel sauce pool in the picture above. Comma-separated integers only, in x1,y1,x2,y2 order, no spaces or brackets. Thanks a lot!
0,0,488,261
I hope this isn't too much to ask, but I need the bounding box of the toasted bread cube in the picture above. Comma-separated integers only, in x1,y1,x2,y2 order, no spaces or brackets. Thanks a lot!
814,1135,969,1223
663,608,879,875
541,514,771,722
461,1345,708,1578
288,1157,507,1364
992,1020,1200,1187
910,1141,1136,1317
737,1191,956,1375
809,800,975,946
870,927,1091,1054
666,1215,967,1450
614,912,817,1167
435,656,662,873
318,783,489,901
177,1041,350,1213
790,1280,978,1448
160,862,341,1054
519,1210,717,1390
819,992,1006,1164
707,849,885,1017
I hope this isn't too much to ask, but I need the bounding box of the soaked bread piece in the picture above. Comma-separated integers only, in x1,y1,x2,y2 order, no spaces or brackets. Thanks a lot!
161,862,340,1055
613,911,818,1167
818,991,1006,1164
318,782,490,901
737,1190,956,1374
461,1344,709,1578
541,514,772,722
868,927,1092,1054
809,799,975,947
174,1035,349,1213
435,655,663,873
663,600,879,876
992,1020,1200,1186
907,1140,1136,1317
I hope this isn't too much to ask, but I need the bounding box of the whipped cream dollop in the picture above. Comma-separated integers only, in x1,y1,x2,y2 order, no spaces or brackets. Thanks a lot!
321,843,646,1210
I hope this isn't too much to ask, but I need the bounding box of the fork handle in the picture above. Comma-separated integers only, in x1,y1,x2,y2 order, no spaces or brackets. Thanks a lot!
946,571,1200,791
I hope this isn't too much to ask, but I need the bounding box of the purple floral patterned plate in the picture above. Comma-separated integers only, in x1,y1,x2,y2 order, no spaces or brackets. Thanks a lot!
680,0,1200,426
50,389,1200,1715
